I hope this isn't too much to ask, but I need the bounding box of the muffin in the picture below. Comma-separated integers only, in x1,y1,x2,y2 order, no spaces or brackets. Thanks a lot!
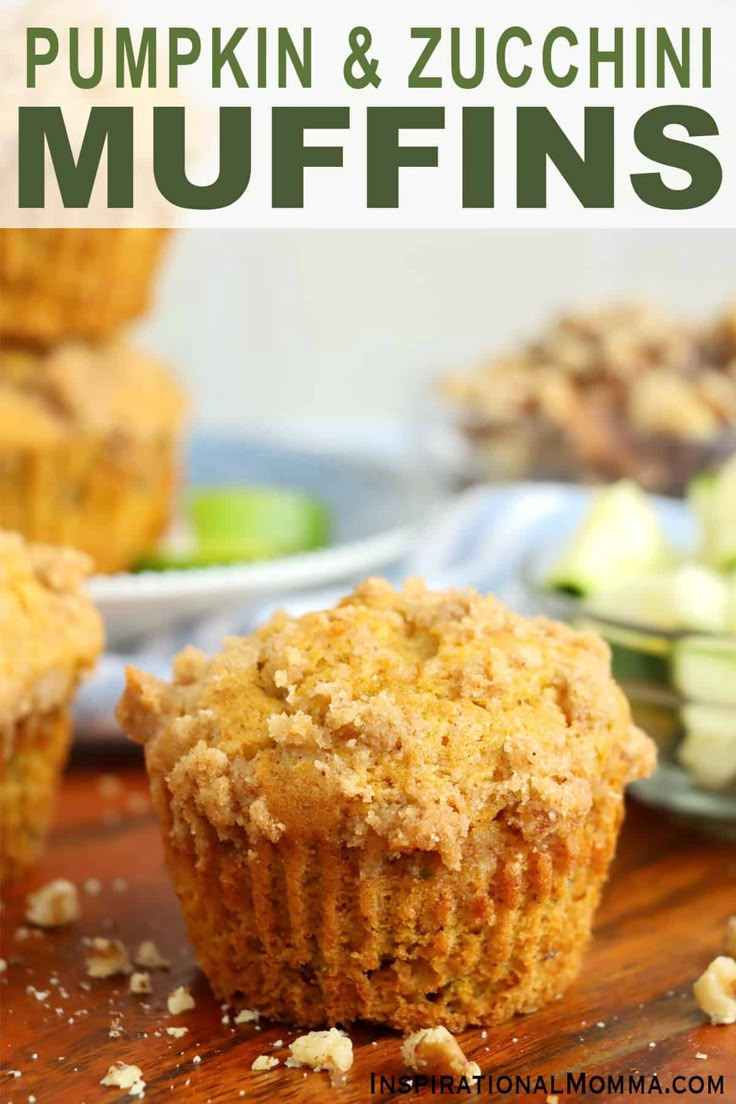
118,577,655,1031
0,533,103,883
0,229,170,345
0,340,186,573
437,302,736,496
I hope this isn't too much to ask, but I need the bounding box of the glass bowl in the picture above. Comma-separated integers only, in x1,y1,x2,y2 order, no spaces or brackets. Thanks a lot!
522,549,736,840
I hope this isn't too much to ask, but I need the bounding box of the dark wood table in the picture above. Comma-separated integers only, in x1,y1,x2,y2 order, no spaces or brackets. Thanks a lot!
2,750,735,1103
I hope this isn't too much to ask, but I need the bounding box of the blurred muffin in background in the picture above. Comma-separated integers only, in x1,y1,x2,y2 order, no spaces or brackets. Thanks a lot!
0,229,170,345
0,533,102,883
0,341,186,573
436,302,736,496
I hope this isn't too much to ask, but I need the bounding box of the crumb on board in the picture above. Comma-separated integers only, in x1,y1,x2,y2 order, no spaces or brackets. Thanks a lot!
86,938,132,979
234,1008,260,1025
401,1026,481,1080
100,1062,143,1089
166,1026,188,1038
695,1052,708,1060
129,971,152,995
252,1055,280,1071
25,880,79,928
725,917,736,958
167,986,195,1014
0,958,6,973
285,1028,353,1086
84,877,102,896
109,1014,124,1038
694,956,736,1025
134,941,170,970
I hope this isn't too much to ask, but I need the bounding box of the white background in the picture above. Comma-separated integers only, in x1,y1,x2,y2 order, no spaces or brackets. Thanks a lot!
137,229,736,433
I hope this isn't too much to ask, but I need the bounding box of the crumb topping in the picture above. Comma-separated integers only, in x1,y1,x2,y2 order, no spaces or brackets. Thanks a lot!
0,340,185,447
402,1026,481,1079
440,302,736,442
119,578,654,869
25,879,79,928
694,956,736,1025
0,532,102,734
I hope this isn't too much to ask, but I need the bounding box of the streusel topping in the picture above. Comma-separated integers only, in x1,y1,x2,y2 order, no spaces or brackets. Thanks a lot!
118,578,654,868
0,340,185,446
0,531,103,732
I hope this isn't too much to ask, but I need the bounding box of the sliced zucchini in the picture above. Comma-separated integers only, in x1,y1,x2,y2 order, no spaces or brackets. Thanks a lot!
588,564,728,634
189,487,330,555
136,486,330,571
678,703,736,790
549,481,671,596
691,455,736,569
672,635,736,708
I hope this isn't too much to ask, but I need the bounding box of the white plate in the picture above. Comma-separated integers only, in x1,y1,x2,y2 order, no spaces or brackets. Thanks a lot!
90,434,425,650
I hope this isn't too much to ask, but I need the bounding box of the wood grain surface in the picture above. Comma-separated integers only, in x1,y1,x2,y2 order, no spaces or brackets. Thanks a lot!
1,747,735,1103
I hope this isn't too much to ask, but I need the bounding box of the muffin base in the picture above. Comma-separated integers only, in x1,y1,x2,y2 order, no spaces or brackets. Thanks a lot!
0,707,72,884
151,772,625,1031
0,229,170,345
0,436,179,574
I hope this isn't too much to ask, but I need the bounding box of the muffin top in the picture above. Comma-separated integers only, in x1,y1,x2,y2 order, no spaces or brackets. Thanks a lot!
441,302,736,441
118,578,654,868
0,341,185,447
0,532,103,733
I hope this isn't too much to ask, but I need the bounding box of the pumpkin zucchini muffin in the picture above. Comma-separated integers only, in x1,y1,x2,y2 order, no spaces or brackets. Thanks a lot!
0,229,170,345
0,340,186,573
0,533,103,883
117,577,655,1031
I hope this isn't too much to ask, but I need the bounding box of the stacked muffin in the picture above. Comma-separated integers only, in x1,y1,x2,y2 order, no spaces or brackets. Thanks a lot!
0,229,186,573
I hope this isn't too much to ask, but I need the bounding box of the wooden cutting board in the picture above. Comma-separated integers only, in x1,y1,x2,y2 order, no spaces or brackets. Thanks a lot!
2,751,735,1103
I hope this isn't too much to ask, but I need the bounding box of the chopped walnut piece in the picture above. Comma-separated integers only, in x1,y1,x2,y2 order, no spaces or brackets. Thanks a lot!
100,1062,143,1089
167,986,195,1014
402,1026,481,1079
725,917,736,958
133,941,170,970
25,880,79,928
165,1027,188,1038
86,938,132,979
694,956,736,1025
129,971,152,995
251,1055,280,1071
234,1008,260,1025
285,1028,353,1086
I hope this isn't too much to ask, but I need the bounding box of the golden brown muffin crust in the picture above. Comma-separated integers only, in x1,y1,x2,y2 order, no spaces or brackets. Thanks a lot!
119,578,654,870
0,531,103,732
0,340,185,447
